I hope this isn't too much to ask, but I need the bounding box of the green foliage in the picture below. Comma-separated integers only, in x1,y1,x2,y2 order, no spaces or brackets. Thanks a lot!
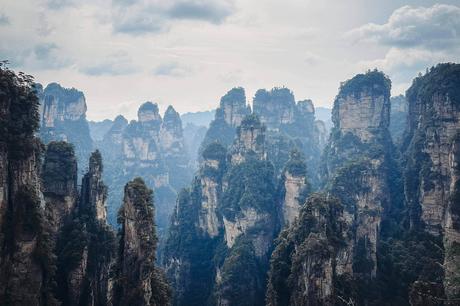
284,149,308,177
406,63,460,108
220,87,246,106
0,61,41,160
114,177,171,306
164,182,222,306
266,194,345,306
239,113,262,129
220,158,276,220
202,141,227,161
217,240,265,306
338,69,391,99
42,141,77,195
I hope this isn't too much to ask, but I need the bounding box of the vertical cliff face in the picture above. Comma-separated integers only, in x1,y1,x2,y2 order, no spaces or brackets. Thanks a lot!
268,70,397,305
253,88,296,130
216,155,277,306
0,64,58,305
80,150,108,222
113,178,171,306
278,150,310,227
56,150,116,306
39,83,93,169
266,194,346,306
164,142,227,306
102,115,128,151
325,70,393,279
201,87,250,150
165,113,278,306
389,95,408,144
42,141,78,237
403,63,460,301
253,88,321,185
161,106,190,190
229,114,266,164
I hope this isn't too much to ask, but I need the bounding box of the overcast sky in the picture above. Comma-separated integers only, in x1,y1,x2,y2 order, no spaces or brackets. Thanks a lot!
1,0,459,120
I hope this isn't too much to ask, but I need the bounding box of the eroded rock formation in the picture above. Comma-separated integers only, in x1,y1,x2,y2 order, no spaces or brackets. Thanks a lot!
113,178,171,306
0,64,58,305
403,63,460,302
38,83,93,169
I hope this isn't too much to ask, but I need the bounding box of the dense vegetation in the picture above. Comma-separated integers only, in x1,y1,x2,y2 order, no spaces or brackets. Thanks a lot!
338,69,391,99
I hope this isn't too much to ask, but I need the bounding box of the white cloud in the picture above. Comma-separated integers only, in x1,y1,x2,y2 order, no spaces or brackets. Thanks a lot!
348,4,460,49
153,62,192,77
111,0,236,34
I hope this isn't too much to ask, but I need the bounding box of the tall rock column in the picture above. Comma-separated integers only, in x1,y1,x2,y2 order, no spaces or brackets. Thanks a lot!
42,141,78,235
0,64,58,305
163,142,227,306
201,87,251,150
39,83,93,170
323,70,393,278
113,178,171,306
56,150,115,306
278,150,310,227
403,63,460,301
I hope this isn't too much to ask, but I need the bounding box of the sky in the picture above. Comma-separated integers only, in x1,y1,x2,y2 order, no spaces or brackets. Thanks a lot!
1,0,459,121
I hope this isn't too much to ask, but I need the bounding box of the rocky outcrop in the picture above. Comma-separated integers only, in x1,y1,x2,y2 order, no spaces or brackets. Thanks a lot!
389,95,408,144
266,194,346,306
278,150,310,227
39,83,93,170
102,115,128,150
315,120,328,149
56,150,116,306
253,88,322,185
42,141,78,237
201,87,251,150
98,103,191,235
165,124,278,306
253,88,297,131
0,64,58,305
324,70,393,279
403,63,460,301
164,142,227,306
113,178,171,306
229,114,266,164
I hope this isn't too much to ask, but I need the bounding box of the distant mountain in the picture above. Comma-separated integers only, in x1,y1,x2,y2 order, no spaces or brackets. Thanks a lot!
315,106,332,131
181,109,215,127
88,119,113,141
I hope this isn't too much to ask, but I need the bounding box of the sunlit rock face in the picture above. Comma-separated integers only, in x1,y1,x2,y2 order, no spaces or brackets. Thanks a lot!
253,88,296,131
200,87,251,151
279,150,309,227
230,114,266,165
325,70,393,279
402,64,460,300
39,82,93,170
332,80,390,143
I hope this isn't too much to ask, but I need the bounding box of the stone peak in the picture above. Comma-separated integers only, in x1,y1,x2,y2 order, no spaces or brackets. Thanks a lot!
114,114,128,124
164,105,180,120
220,87,246,107
44,82,85,103
138,101,161,123
89,150,103,174
297,99,315,113
254,87,295,106
338,69,391,99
